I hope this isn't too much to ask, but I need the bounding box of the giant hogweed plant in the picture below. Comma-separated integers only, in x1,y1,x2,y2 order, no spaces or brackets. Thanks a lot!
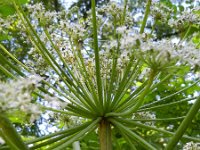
0,0,200,149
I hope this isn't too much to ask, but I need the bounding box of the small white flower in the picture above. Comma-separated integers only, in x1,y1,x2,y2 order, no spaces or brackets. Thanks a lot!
0,75,43,122
45,95,67,109
183,142,200,150
0,137,5,145
132,111,156,126
168,7,200,27
116,26,127,34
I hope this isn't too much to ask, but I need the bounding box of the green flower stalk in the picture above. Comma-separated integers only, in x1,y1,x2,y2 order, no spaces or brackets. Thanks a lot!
166,96,200,150
0,114,28,150
140,0,152,34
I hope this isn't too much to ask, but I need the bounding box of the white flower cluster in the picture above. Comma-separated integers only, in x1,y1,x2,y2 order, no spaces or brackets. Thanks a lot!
139,39,200,69
168,7,200,27
59,21,86,42
17,3,87,76
65,116,85,128
0,137,5,145
25,3,86,43
132,111,156,126
139,68,151,80
26,3,57,27
96,2,134,33
0,75,43,122
26,47,50,75
49,113,85,128
97,2,124,20
26,3,45,12
0,13,25,31
0,15,15,29
139,39,175,70
183,142,200,150
0,14,25,43
44,94,67,109
151,2,173,21
120,31,144,50
174,42,200,67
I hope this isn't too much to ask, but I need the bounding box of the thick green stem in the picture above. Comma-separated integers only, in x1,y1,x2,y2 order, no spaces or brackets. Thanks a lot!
165,96,200,150
99,119,112,150
140,0,152,34
0,114,28,150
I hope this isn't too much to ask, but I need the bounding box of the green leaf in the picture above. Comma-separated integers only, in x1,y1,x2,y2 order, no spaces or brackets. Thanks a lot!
6,110,27,124
0,4,15,16
0,0,29,16
0,34,12,41
178,5,184,12
0,0,28,5
0,114,28,150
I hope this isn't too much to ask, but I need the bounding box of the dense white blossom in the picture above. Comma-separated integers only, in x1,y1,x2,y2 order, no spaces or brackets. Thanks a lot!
151,2,173,21
183,142,200,150
0,75,43,122
168,7,200,27
26,47,50,75
132,111,156,126
0,137,5,145
44,94,67,109
64,116,85,128
140,39,200,68
175,42,200,67
116,26,127,34
120,32,144,50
